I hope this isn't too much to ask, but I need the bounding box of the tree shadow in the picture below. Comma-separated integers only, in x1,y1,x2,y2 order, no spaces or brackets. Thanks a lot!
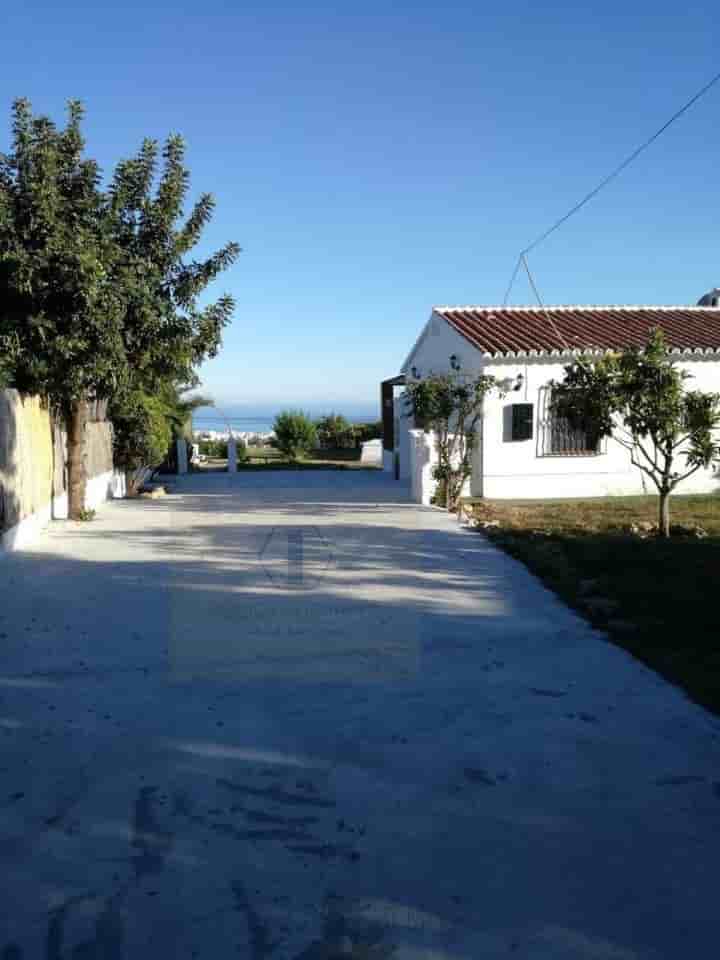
0,472,702,959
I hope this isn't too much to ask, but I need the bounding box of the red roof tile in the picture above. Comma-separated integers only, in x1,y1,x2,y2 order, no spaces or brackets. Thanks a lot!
434,305,720,357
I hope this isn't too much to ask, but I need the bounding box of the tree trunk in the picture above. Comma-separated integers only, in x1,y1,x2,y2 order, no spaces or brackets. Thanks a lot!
126,467,146,497
658,489,671,538
66,399,88,520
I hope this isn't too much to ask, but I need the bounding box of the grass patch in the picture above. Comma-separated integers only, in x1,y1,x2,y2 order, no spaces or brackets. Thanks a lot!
467,494,720,714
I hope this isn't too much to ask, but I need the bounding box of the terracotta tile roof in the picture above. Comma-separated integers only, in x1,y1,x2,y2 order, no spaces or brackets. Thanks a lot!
434,305,720,358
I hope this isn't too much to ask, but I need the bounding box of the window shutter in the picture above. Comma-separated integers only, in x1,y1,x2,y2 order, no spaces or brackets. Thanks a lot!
511,403,533,441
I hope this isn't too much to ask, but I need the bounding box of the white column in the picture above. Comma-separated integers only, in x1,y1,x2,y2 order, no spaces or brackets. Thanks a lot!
176,437,188,475
227,438,238,473
409,429,437,505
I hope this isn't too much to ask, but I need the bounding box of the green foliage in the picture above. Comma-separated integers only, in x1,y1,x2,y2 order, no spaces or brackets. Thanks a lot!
405,365,499,510
0,98,239,515
552,329,720,536
273,410,318,460
107,134,240,393
109,390,173,492
158,384,211,440
0,99,125,409
316,412,354,448
354,420,383,443
76,508,96,521
198,438,228,458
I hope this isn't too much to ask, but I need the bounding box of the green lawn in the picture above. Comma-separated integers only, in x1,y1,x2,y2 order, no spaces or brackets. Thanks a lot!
468,494,720,714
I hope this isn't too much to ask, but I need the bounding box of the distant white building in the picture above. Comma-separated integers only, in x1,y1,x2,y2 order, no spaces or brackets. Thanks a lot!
382,295,720,504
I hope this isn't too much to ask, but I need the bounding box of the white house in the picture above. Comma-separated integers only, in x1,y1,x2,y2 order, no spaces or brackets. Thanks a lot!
381,293,720,504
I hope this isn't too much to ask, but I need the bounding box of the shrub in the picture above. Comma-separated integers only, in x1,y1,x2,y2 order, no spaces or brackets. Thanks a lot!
273,410,318,460
316,413,354,448
354,420,383,444
110,391,174,495
198,439,229,458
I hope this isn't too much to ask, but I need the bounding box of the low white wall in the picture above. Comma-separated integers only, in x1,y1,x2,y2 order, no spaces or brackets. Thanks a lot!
360,438,382,465
398,409,413,480
1,469,125,553
409,430,436,505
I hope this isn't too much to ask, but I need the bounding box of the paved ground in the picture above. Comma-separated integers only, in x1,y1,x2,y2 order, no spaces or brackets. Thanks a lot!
1,470,719,959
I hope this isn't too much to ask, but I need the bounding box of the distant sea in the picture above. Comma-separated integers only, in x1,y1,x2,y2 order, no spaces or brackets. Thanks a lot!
191,406,379,436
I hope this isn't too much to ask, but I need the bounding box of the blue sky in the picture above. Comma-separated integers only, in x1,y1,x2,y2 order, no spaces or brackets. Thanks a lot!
3,1,719,415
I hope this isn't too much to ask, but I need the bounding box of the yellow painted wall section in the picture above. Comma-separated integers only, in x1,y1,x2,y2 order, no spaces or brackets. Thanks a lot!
0,391,54,531
0,390,115,534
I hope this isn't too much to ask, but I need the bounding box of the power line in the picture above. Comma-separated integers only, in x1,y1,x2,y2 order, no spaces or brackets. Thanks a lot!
521,254,570,351
503,67,720,305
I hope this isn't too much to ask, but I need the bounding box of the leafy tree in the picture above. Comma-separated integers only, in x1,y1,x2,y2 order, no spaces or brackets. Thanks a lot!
552,329,720,536
405,365,498,510
109,383,211,491
273,410,318,460
0,99,126,517
158,384,212,441
107,135,239,400
316,412,354,448
0,98,239,518
110,391,173,494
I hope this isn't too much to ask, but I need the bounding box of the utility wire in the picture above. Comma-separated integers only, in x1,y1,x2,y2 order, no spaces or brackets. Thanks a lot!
521,254,570,350
503,67,720,305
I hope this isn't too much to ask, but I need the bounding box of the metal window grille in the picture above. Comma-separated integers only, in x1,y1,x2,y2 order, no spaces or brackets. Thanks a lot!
540,388,600,456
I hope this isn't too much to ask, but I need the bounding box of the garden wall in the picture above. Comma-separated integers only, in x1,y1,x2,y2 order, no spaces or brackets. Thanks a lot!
0,390,125,552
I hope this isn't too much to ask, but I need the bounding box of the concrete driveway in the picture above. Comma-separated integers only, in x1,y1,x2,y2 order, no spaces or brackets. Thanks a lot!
1,470,718,959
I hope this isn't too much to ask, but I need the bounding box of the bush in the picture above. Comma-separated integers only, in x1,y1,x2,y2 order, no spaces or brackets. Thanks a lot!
198,439,228,458
110,391,174,494
354,420,383,444
273,410,318,460
316,413,355,448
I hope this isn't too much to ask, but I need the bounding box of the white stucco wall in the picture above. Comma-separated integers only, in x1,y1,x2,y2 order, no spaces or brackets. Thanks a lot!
1,468,126,552
408,430,436,505
400,313,483,494
403,312,484,380
408,429,473,506
360,438,383,465
480,355,720,499
397,406,413,480
398,314,720,500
